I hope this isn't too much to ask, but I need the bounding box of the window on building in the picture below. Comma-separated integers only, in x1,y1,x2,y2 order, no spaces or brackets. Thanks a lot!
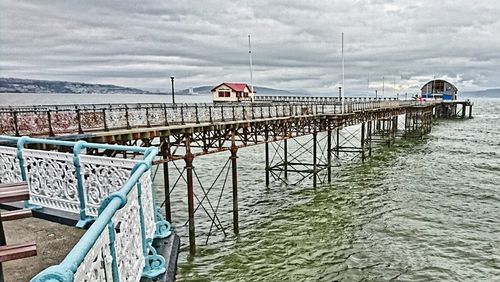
236,91,242,97
218,91,230,97
243,92,248,97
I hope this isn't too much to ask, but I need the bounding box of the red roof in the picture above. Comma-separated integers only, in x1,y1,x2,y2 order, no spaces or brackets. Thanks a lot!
211,82,250,92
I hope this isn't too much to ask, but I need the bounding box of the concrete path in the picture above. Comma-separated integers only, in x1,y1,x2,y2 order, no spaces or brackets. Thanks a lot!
2,215,84,282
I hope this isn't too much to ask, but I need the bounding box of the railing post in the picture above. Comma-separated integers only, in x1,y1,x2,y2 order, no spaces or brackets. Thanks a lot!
13,111,19,136
209,106,213,123
195,104,200,124
163,103,169,126
136,167,167,278
47,110,55,136
221,106,225,122
76,109,83,134
125,105,131,129
180,106,185,125
73,141,93,228
102,109,108,131
232,106,235,121
146,107,151,128
106,221,120,280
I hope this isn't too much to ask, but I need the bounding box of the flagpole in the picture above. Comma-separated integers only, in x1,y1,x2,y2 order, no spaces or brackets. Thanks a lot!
341,32,344,113
248,34,254,96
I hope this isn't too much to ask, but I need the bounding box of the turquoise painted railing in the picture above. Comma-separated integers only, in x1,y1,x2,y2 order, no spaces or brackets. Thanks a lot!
0,136,171,281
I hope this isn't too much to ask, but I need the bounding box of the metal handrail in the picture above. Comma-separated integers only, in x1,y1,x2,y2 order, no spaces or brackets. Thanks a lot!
0,136,170,281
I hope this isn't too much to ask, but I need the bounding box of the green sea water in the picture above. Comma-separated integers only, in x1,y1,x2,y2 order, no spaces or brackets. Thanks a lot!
162,98,500,281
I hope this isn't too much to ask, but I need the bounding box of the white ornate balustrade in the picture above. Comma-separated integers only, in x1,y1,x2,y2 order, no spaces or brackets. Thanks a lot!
0,136,171,281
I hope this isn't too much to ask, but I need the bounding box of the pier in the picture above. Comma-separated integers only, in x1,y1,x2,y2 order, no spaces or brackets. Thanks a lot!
0,97,472,280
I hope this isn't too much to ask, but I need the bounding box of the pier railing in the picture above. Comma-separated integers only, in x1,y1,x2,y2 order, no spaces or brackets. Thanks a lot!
0,100,415,137
253,95,398,103
0,136,171,281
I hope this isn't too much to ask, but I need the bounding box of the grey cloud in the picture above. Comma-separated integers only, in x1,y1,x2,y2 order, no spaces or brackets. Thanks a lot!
1,0,500,92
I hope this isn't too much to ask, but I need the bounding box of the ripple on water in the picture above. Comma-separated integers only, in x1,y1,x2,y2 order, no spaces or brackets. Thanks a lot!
167,99,500,281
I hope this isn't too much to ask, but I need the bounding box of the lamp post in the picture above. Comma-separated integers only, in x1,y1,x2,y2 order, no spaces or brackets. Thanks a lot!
170,76,175,104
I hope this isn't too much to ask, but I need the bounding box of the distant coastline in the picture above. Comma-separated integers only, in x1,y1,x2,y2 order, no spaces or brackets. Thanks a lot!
2,77,499,98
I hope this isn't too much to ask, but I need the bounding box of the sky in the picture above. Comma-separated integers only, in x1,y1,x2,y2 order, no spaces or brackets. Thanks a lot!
1,0,500,94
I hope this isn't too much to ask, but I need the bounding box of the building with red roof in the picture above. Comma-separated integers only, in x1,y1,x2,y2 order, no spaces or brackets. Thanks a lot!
211,82,254,102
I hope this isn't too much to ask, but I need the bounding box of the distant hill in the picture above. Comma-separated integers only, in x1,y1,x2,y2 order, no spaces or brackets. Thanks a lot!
461,88,500,98
0,77,150,94
179,85,310,96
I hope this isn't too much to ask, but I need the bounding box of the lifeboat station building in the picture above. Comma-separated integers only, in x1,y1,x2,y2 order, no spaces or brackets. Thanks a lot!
212,82,254,102
421,79,458,100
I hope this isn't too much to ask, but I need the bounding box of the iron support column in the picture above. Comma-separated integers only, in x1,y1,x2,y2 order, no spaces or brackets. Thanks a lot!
335,126,340,160
327,128,332,183
163,159,171,223
367,120,372,157
230,145,239,235
312,132,318,188
284,139,288,180
265,128,270,187
360,122,366,162
161,138,172,222
184,136,196,255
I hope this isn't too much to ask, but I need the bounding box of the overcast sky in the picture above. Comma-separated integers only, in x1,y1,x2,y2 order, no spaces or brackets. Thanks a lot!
1,0,500,93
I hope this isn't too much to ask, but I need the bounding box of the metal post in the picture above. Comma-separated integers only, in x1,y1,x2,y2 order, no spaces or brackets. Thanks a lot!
47,110,54,136
265,128,270,187
404,111,409,137
184,135,195,255
469,105,472,118
368,120,372,157
360,122,365,162
327,128,332,183
102,109,108,131
13,111,19,136
312,132,317,188
335,126,340,160
76,109,83,134
161,140,172,223
230,144,239,235
393,116,398,139
170,76,175,105
284,138,288,180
